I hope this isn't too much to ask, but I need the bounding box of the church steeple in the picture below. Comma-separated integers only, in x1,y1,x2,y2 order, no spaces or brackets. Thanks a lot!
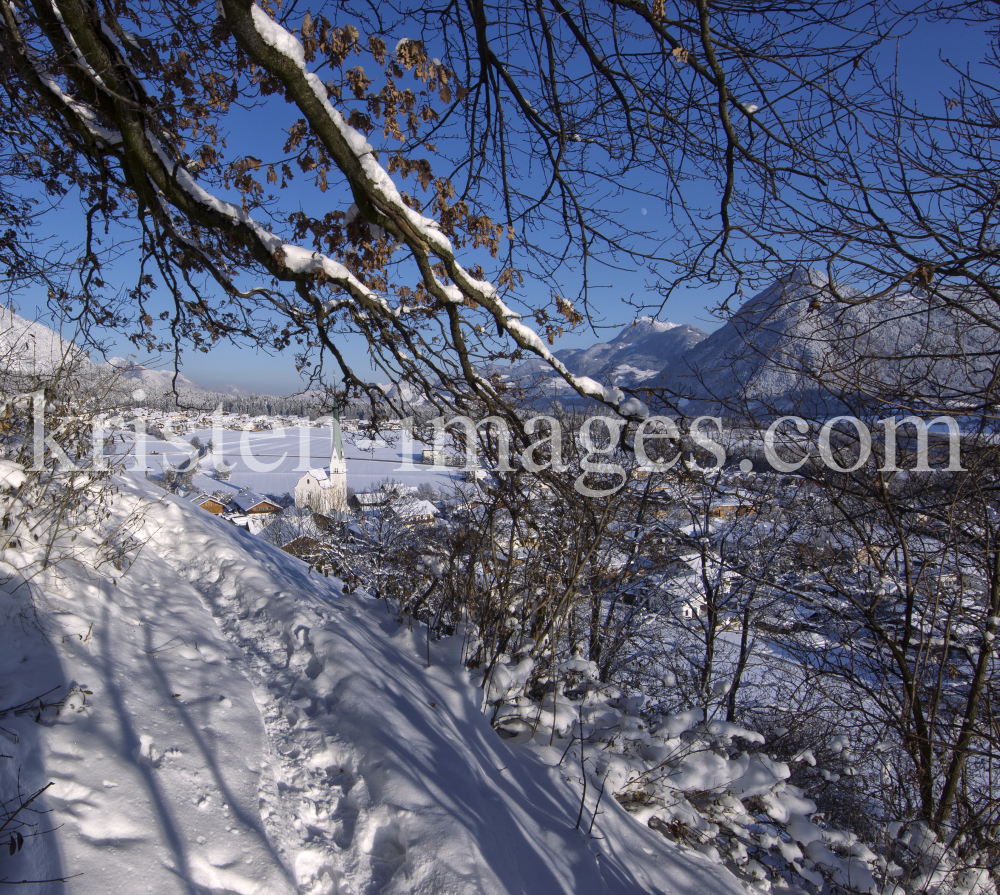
330,399,346,475
295,397,348,514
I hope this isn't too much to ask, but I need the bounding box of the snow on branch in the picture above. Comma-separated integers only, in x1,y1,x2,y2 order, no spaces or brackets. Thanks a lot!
7,0,645,416
226,0,642,414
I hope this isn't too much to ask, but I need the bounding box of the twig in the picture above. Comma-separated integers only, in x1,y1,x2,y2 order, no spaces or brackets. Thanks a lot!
143,636,198,655
0,689,60,718
558,730,577,767
0,783,53,835
588,767,610,838
0,872,84,885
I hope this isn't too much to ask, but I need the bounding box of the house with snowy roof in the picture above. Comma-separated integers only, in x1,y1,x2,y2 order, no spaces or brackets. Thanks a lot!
349,483,417,513
294,408,348,514
397,499,439,525
232,489,282,515
255,509,328,557
190,492,228,515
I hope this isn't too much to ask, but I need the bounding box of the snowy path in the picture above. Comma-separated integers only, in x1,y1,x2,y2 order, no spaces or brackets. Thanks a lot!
2,476,745,895
1,491,297,894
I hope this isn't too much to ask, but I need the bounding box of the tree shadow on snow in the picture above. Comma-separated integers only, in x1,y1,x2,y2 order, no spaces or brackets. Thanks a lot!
90,597,296,894
0,597,69,893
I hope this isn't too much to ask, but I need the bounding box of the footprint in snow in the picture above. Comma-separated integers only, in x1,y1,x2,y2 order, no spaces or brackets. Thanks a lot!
135,734,162,767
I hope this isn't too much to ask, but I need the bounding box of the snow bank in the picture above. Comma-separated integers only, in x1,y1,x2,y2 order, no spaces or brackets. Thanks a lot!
1,474,746,895
0,491,295,894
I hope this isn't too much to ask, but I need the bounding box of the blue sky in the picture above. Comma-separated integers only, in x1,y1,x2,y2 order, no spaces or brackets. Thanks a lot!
11,7,993,396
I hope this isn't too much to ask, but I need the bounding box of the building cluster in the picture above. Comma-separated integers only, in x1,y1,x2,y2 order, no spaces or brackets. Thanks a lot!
126,406,312,435
182,413,441,556
162,408,820,632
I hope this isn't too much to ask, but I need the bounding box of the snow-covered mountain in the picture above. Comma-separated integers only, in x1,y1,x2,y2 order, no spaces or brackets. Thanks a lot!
383,379,430,407
0,307,85,376
656,269,1000,413
0,308,210,396
100,356,206,394
0,474,746,895
373,318,707,408
512,317,709,387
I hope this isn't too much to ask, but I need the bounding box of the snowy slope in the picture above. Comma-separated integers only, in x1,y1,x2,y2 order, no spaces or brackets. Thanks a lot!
656,269,1000,412
0,311,201,392
0,493,296,894
99,356,207,394
0,307,85,376
510,318,708,387
1,476,745,895
382,381,430,408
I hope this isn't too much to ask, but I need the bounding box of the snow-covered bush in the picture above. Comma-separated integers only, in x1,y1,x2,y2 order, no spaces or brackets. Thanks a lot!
479,656,998,895
886,822,996,895
489,677,866,893
162,461,178,489
177,466,196,492
0,362,142,603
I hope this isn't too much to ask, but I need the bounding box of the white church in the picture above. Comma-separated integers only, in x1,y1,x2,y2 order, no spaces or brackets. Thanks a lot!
294,410,348,514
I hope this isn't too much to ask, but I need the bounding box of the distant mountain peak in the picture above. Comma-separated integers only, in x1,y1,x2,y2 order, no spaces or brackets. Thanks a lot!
657,272,994,412
781,266,829,288
99,355,206,393
609,316,680,345
0,306,85,375
509,316,710,388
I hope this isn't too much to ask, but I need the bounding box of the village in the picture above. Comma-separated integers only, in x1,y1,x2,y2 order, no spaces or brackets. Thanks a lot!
2,0,997,887
108,404,855,630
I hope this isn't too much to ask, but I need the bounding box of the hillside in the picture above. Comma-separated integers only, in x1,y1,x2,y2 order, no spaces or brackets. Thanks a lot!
99,356,207,394
511,317,709,389
0,306,213,396
0,474,745,895
0,307,85,377
656,269,1000,413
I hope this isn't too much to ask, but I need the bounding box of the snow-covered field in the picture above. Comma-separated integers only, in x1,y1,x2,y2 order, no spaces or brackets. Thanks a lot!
126,427,459,498
0,474,744,895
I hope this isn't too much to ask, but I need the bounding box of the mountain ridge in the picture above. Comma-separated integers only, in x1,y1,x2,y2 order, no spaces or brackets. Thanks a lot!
100,355,207,394
511,316,710,388
655,269,1000,413
0,306,86,377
